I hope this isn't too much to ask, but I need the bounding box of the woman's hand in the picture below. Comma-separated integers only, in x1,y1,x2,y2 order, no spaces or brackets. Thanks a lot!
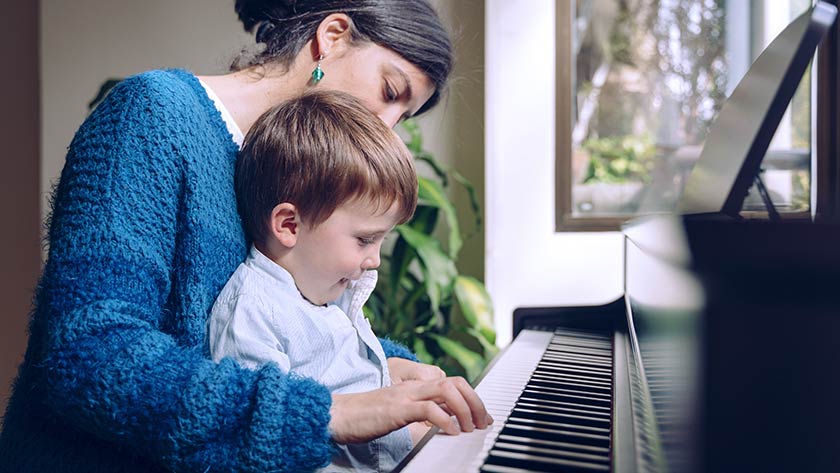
329,377,494,445
387,357,446,384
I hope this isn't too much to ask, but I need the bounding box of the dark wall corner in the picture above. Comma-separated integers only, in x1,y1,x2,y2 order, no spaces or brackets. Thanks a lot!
0,0,41,421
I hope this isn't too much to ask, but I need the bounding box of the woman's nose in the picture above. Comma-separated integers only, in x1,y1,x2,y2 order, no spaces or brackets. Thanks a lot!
377,107,403,129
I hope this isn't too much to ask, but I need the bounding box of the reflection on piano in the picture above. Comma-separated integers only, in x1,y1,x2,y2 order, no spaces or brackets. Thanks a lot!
395,3,839,472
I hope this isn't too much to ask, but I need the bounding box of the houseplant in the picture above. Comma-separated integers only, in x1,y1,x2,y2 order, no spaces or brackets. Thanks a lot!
367,119,497,382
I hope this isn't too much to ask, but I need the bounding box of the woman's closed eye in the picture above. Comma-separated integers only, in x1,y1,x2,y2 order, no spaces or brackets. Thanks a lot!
384,82,399,102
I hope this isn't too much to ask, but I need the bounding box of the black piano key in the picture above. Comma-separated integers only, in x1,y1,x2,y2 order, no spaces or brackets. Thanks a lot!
516,400,610,420
501,422,611,448
540,353,612,368
510,405,611,429
545,344,610,355
496,434,611,455
553,328,610,339
480,327,615,473
480,464,545,473
538,363,611,377
548,340,611,351
535,362,613,378
525,380,612,399
492,441,610,464
529,372,612,392
503,416,611,436
517,396,611,416
483,449,610,472
523,386,611,408
545,347,611,359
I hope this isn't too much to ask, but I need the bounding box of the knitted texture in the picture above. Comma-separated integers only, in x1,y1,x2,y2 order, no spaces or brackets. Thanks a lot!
0,70,413,473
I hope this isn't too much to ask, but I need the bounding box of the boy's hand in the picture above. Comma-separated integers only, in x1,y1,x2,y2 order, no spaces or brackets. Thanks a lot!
387,358,445,384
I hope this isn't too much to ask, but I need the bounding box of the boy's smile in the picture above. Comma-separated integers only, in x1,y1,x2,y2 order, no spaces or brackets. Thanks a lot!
285,198,402,306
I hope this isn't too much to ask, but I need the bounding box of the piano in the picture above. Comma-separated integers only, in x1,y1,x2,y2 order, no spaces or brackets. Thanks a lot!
396,216,840,473
395,3,840,472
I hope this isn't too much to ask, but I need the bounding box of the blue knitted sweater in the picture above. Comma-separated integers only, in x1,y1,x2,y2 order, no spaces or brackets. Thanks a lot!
0,69,417,473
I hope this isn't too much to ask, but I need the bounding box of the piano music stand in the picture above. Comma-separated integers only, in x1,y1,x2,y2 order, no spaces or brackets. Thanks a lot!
675,2,837,219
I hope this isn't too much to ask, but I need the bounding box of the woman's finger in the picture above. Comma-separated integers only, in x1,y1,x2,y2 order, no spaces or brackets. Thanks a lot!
451,376,494,429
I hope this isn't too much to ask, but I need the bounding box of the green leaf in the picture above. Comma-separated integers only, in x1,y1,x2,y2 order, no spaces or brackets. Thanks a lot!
388,234,415,303
465,327,500,360
452,170,482,239
413,337,433,365
400,118,424,154
429,334,484,382
454,276,496,345
409,205,439,237
395,225,457,315
415,152,450,187
418,177,462,258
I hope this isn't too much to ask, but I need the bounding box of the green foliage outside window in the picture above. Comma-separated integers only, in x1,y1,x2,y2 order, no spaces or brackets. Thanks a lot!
582,134,655,184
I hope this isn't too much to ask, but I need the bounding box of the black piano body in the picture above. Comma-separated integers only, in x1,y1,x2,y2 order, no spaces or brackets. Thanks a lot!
510,215,840,472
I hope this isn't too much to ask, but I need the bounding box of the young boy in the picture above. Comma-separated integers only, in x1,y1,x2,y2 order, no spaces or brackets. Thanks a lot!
208,91,423,472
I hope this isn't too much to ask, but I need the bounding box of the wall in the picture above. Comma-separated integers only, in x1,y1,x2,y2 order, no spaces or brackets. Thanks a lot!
41,0,252,217
485,0,624,347
0,1,41,419
418,1,486,281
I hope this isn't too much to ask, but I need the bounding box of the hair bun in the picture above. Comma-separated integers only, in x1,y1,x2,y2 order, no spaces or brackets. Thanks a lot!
235,0,301,33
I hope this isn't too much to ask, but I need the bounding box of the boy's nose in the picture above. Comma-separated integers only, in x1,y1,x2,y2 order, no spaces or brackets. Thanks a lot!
363,252,381,270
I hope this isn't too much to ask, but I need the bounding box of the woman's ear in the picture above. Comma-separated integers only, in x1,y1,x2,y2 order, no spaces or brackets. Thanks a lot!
313,12,354,59
270,202,300,248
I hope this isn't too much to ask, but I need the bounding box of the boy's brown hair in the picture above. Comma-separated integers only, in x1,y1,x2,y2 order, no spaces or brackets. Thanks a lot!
235,90,418,244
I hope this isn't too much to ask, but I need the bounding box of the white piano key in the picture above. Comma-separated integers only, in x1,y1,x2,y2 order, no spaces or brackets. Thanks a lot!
398,330,554,473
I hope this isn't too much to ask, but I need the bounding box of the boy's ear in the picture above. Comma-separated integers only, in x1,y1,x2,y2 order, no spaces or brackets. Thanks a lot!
269,202,300,248
313,13,353,59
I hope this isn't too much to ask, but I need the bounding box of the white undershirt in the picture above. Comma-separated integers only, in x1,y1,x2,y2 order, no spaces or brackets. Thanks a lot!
198,78,245,148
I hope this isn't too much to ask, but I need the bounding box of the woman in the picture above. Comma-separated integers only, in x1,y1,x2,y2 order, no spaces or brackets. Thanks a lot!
0,1,492,472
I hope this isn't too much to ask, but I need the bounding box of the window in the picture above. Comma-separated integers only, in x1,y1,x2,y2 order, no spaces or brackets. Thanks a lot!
556,0,817,230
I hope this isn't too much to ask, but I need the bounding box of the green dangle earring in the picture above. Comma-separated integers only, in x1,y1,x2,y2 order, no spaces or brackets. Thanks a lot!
311,55,324,84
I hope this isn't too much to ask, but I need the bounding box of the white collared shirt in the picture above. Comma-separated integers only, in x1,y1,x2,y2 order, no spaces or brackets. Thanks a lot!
208,246,412,471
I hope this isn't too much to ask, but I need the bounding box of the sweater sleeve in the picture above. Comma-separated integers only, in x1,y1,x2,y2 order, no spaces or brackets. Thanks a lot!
36,73,332,472
379,337,420,362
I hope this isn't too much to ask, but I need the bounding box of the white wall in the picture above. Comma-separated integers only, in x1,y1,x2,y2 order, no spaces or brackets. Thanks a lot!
485,0,624,347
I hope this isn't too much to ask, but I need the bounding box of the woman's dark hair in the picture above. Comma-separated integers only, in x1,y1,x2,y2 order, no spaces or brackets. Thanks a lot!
234,0,453,115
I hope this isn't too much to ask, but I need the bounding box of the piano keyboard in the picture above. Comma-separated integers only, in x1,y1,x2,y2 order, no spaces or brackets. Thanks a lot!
397,327,614,473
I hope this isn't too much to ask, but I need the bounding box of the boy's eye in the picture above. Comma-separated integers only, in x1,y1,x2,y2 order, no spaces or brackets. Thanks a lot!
357,237,375,246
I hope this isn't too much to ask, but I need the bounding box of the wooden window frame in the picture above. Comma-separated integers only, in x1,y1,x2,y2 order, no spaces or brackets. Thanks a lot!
816,0,840,222
555,1,622,231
